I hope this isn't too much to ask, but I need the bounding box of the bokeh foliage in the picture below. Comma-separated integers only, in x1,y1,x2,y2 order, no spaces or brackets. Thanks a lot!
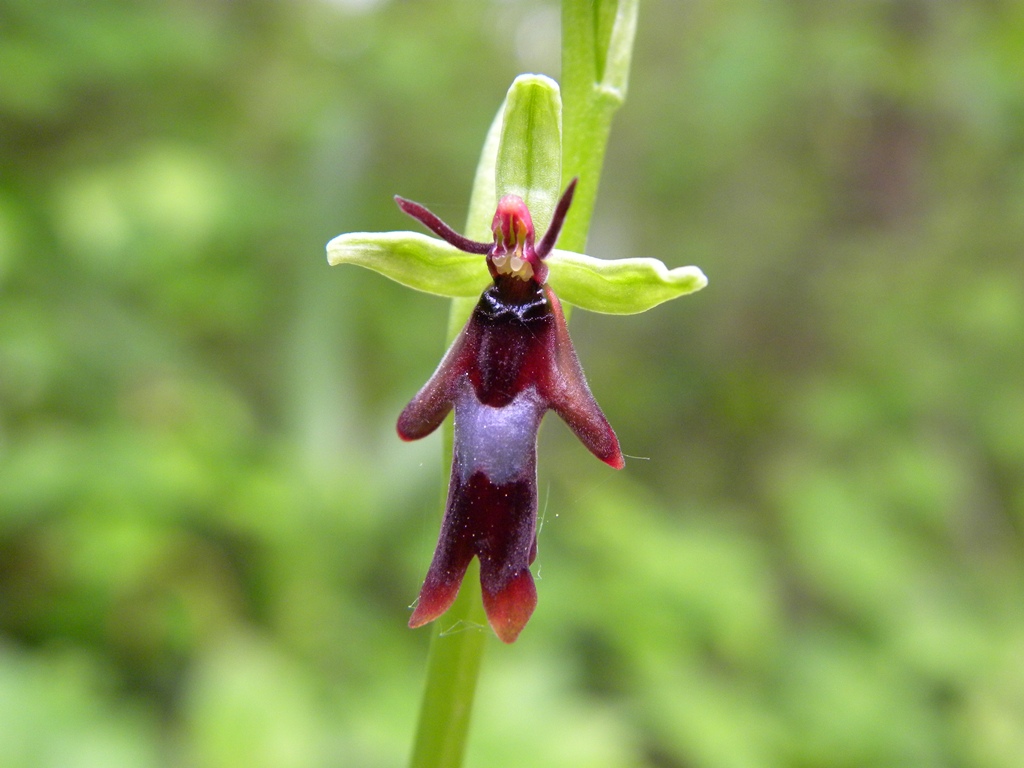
2,1,1024,766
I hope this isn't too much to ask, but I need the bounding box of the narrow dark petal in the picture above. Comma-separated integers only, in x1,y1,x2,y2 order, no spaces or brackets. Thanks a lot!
539,286,625,468
534,178,578,259
397,323,477,441
394,196,491,254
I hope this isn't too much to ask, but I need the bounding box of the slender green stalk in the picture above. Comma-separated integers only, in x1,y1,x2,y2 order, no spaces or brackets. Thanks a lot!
408,558,488,768
560,0,639,254
408,4,638,766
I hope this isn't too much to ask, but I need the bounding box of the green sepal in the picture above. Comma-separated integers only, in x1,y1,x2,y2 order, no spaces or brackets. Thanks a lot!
327,231,707,314
326,231,488,298
547,249,707,314
495,74,563,238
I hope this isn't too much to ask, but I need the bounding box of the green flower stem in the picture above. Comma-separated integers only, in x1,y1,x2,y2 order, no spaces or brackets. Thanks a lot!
409,5,638,767
559,0,639,254
408,559,488,768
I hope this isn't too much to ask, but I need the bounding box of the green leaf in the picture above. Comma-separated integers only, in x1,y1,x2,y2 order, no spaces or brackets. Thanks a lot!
547,249,707,314
326,231,487,298
495,74,563,237
327,231,706,315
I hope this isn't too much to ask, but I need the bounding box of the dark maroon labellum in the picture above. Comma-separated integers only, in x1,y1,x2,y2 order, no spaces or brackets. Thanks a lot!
395,180,623,643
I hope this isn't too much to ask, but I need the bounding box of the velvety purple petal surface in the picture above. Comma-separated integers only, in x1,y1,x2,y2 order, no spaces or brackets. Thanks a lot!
403,274,621,641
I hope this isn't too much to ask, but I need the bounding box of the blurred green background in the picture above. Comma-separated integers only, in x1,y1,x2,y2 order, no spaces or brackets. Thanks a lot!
2,1,1024,766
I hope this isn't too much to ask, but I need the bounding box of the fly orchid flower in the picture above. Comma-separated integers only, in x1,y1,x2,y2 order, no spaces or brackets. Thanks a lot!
395,179,623,643
327,74,706,645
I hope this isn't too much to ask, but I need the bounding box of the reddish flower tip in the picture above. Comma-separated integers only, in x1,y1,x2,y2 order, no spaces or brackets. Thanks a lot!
481,570,537,643
407,577,462,630
407,567,537,644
